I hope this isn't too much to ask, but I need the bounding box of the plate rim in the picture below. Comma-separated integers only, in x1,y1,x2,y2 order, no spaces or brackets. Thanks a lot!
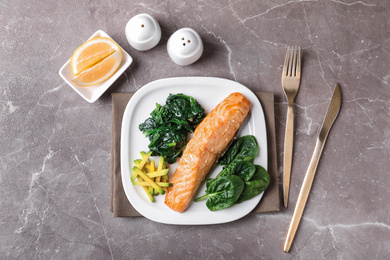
120,76,267,225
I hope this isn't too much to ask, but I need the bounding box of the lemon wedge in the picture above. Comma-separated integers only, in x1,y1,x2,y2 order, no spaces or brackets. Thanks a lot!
70,37,122,86
72,50,122,86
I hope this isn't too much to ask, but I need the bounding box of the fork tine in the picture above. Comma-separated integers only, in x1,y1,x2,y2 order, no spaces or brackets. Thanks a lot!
296,47,301,78
292,47,297,76
288,47,294,76
283,47,290,76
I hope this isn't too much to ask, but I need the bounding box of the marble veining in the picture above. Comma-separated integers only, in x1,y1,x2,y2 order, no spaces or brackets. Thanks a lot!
1,0,389,259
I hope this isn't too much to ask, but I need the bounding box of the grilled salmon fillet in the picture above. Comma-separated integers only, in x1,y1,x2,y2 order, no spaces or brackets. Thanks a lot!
165,92,251,212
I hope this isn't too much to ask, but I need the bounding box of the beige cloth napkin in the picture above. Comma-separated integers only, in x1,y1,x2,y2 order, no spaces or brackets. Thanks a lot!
110,92,280,217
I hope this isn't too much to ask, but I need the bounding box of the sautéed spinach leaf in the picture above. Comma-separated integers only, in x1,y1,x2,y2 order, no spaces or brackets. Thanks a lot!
195,135,270,211
139,93,205,163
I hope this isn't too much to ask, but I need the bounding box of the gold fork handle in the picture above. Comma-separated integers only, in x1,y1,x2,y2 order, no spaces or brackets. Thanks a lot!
283,103,294,208
283,138,323,252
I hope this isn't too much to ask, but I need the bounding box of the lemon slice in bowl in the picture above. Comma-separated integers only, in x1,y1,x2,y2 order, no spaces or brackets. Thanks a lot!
72,49,122,86
70,37,121,75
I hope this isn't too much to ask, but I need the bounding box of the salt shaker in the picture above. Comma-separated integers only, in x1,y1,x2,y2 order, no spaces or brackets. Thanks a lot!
125,13,161,51
167,28,203,66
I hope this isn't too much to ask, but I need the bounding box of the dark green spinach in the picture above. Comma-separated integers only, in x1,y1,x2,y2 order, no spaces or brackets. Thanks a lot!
194,175,244,211
236,165,270,204
139,93,205,163
218,135,259,166
217,161,256,181
195,135,270,211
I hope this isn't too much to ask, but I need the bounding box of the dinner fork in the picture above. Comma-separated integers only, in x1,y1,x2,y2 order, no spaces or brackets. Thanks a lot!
282,46,301,208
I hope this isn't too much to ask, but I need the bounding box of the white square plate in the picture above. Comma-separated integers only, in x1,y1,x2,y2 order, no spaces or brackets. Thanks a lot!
59,30,133,103
121,77,268,225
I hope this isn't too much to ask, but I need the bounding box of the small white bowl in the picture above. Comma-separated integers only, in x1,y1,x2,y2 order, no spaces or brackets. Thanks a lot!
59,30,133,103
167,28,203,66
125,13,161,51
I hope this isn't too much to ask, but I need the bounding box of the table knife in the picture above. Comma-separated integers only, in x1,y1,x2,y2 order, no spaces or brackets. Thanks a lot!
284,83,342,252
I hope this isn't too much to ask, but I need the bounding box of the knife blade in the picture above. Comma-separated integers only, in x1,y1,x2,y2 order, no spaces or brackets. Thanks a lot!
283,83,342,252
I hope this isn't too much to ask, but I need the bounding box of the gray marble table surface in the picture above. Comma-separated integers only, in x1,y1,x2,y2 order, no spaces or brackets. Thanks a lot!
1,0,389,259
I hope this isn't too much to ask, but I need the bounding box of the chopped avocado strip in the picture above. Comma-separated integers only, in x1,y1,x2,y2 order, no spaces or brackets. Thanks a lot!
138,151,152,169
133,182,172,187
131,168,144,182
148,160,156,194
136,176,155,202
158,156,164,170
132,166,165,195
133,159,142,166
131,152,170,201
146,169,169,178
131,152,153,182
131,164,169,182
155,156,164,195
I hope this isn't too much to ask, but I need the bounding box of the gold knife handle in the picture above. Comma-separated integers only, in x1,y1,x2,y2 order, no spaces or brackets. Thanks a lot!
283,103,294,207
283,138,324,252
283,83,341,252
